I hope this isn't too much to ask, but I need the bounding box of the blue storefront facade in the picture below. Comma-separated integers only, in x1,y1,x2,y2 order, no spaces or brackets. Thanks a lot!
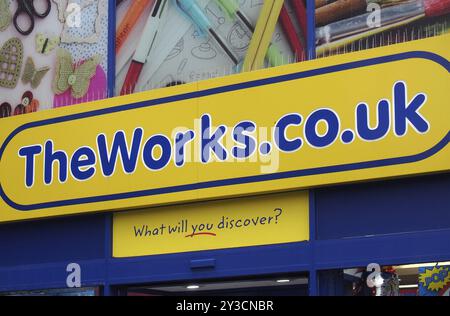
0,172,448,295
0,0,449,297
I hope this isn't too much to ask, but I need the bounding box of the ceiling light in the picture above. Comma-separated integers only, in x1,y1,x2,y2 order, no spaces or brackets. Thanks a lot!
186,285,200,290
276,279,290,283
399,284,418,289
396,261,450,269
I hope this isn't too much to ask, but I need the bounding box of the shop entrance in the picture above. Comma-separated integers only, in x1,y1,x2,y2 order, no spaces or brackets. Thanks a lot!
125,274,309,296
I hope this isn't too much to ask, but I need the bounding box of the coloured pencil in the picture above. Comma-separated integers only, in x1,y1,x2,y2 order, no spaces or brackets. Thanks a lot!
214,0,285,67
243,0,284,71
279,4,305,62
291,0,307,40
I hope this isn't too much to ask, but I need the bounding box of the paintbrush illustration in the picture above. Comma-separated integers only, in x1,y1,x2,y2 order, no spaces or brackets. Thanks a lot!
316,0,450,52
316,0,411,26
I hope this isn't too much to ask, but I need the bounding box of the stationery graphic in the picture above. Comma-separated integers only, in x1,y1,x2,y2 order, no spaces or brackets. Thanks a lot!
242,0,283,71
176,0,240,66
316,0,450,55
115,0,296,94
279,1,307,62
115,0,153,54
12,0,52,36
0,0,109,113
120,0,170,95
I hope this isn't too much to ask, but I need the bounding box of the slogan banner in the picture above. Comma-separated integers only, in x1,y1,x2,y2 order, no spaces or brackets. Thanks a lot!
0,34,448,222
113,191,309,257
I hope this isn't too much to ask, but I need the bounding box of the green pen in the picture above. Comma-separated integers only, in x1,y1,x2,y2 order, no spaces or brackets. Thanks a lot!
214,0,285,67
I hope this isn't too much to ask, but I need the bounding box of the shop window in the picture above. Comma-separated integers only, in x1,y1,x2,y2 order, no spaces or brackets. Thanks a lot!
318,261,450,296
0,287,99,296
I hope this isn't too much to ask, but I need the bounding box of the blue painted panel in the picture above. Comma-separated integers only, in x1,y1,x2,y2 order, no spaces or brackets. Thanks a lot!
317,270,351,296
315,173,450,240
314,228,450,269
108,242,312,286
0,259,106,292
0,214,106,267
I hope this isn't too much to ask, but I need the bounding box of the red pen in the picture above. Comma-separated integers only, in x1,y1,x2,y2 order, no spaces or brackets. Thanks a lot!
279,4,305,62
120,0,169,95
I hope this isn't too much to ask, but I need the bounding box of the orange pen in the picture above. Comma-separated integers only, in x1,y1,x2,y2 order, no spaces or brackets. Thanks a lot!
116,0,155,54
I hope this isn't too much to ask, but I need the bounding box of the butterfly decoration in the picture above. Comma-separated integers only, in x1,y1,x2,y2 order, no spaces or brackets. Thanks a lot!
53,49,101,99
35,33,60,55
22,57,50,89
13,91,39,115
0,0,11,32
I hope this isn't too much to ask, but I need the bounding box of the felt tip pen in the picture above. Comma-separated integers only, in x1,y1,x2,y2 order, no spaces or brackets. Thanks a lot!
116,0,154,54
176,0,239,65
121,0,169,95
214,0,253,31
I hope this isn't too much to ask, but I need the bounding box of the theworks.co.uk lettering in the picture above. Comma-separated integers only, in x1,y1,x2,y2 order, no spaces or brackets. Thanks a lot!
18,81,429,188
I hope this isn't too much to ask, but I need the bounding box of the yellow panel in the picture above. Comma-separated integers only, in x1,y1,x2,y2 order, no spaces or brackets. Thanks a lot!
113,191,309,257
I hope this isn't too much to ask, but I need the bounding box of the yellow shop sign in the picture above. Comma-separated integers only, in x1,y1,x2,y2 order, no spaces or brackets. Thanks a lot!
113,191,309,257
0,35,448,222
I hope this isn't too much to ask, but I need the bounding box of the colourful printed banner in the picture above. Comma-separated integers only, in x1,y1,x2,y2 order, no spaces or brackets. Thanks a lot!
419,266,450,296
113,191,309,257
0,35,448,222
